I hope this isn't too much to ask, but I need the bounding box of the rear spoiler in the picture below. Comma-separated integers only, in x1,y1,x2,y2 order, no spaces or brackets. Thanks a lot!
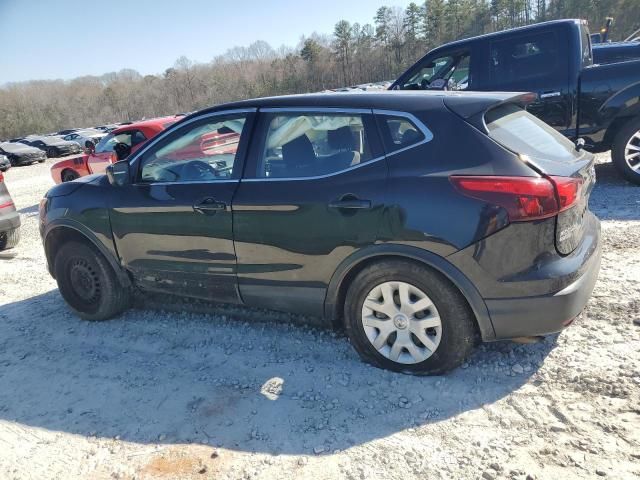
443,92,537,131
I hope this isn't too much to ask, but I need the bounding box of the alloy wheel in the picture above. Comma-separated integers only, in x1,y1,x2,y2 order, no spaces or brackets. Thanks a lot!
624,130,640,172
361,281,442,364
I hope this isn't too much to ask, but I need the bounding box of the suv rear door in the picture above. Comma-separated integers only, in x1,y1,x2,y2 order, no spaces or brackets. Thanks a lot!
232,108,387,316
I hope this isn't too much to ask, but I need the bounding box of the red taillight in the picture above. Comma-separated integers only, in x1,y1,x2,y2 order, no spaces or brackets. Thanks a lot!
550,176,582,212
450,175,581,222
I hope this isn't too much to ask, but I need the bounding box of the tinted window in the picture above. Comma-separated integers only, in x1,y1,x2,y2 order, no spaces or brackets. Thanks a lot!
485,103,580,162
378,115,426,153
402,52,470,90
139,115,246,183
490,33,558,85
258,113,372,179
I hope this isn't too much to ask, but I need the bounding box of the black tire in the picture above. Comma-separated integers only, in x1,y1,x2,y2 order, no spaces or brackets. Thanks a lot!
612,117,640,185
344,260,477,375
46,147,58,158
61,169,79,182
54,241,131,321
0,227,20,251
37,158,45,163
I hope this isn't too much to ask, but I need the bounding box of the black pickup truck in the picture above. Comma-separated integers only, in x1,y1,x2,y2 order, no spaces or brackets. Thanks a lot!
392,19,640,184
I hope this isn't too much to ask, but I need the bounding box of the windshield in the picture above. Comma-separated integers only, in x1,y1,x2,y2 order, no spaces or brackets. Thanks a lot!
485,104,580,162
95,132,131,153
402,53,470,90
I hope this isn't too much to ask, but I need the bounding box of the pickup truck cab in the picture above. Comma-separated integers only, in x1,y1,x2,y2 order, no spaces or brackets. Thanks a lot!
392,19,640,183
50,116,180,183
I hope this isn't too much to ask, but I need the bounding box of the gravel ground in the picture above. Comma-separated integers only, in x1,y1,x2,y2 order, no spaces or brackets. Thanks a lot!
0,154,638,480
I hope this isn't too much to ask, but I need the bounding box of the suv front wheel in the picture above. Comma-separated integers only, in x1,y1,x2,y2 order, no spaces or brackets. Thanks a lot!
344,260,477,375
54,241,131,321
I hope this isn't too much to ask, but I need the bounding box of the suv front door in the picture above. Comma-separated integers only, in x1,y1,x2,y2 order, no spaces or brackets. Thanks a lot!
232,108,387,316
109,110,255,302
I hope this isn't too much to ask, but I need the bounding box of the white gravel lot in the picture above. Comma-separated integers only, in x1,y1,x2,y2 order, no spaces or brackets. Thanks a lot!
0,154,638,480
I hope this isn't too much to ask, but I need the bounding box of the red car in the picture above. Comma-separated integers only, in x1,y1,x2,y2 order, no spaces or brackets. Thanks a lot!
50,116,180,183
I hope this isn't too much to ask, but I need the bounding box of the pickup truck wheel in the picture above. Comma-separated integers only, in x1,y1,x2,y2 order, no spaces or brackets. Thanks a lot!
54,241,131,321
612,117,640,185
343,260,477,375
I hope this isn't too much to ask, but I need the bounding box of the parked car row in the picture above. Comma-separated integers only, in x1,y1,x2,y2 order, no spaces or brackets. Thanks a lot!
0,122,141,171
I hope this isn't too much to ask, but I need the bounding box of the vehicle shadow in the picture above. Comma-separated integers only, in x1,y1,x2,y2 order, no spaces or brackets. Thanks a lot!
17,204,39,215
590,162,640,220
0,290,556,454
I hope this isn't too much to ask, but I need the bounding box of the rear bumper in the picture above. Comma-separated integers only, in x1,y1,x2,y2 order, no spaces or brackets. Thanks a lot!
447,212,601,340
485,236,601,339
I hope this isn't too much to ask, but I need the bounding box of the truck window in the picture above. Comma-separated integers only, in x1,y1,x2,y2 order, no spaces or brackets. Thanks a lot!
402,52,470,91
489,32,559,86
485,103,580,162
580,25,592,66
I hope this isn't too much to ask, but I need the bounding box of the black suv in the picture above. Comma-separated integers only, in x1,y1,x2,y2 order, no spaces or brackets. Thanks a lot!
39,92,601,374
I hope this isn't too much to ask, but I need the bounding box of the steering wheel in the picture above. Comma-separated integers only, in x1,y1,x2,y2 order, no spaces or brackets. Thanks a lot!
182,160,217,181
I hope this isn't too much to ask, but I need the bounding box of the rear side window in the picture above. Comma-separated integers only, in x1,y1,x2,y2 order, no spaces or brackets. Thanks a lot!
489,32,558,85
377,114,428,154
485,104,579,162
258,113,373,179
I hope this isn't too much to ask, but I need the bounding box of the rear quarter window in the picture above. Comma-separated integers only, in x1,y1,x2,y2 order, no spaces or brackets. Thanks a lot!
377,114,430,154
485,103,579,162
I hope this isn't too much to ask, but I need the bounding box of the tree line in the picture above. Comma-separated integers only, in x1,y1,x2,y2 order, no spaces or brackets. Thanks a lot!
1,0,638,139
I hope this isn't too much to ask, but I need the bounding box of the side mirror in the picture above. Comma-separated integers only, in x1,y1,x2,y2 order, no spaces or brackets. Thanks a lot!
106,160,130,187
85,140,95,154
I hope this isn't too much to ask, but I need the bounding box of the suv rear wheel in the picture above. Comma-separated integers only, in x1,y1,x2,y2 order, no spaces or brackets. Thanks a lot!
54,241,131,321
612,117,640,185
344,260,477,375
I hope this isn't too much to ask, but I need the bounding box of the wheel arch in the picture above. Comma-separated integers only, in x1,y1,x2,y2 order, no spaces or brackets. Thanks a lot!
44,221,131,288
324,244,496,341
599,84,640,151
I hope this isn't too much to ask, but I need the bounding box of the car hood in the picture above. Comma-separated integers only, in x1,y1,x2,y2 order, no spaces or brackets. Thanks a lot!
46,173,105,198
0,143,43,154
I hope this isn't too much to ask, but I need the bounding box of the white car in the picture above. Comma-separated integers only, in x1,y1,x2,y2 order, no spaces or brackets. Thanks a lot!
62,130,106,147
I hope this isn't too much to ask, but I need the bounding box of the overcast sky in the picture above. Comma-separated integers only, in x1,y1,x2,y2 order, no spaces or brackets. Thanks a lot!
0,0,414,84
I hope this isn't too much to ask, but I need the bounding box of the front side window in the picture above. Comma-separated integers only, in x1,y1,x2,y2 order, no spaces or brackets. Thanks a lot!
139,115,246,183
490,32,558,85
258,113,372,179
402,52,470,91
